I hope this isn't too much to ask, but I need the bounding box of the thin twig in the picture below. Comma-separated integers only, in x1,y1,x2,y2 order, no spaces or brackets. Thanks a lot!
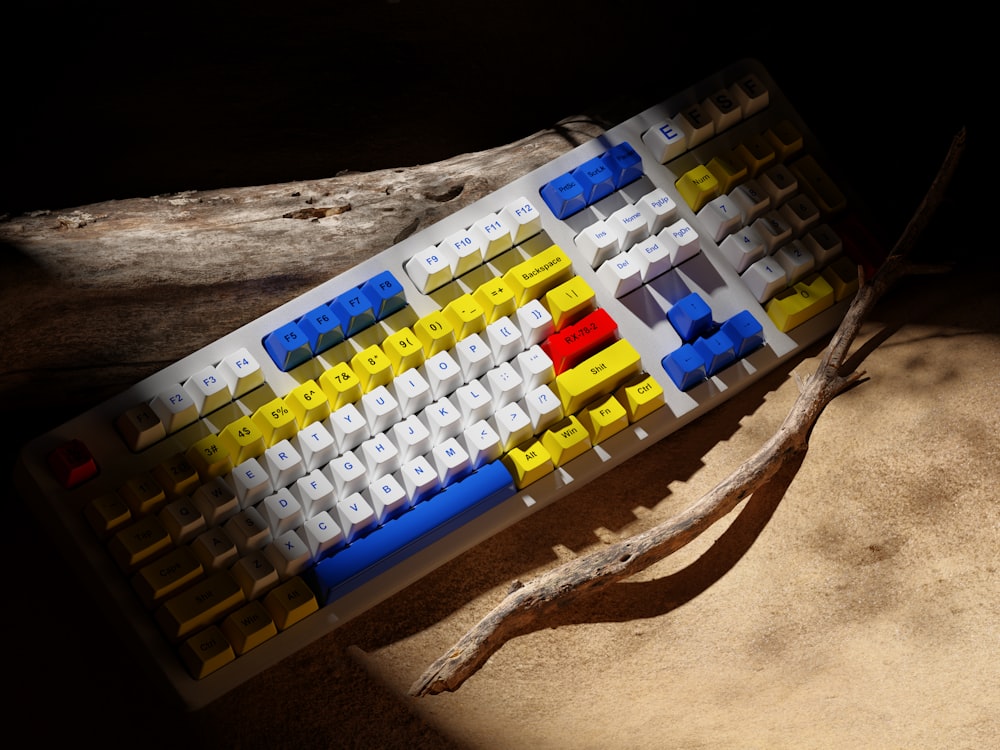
409,128,967,697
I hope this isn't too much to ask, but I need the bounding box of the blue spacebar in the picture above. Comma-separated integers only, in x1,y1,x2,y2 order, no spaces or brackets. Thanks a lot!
308,461,517,604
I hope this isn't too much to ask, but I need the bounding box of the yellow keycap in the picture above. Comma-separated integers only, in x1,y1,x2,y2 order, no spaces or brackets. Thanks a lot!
790,154,847,214
732,133,776,176
502,438,554,488
107,515,173,573
178,625,235,679
442,293,486,339
501,244,574,305
614,374,665,422
262,576,319,630
821,255,861,301
553,339,642,413
318,362,362,408
131,545,204,609
764,119,803,159
544,276,596,331
119,472,167,515
706,153,748,194
187,434,233,480
540,415,592,467
578,394,628,444
84,493,132,540
675,164,719,212
220,600,278,655
152,452,200,498
218,415,266,463
382,326,427,372
473,277,517,323
252,397,299,445
765,272,835,332
351,344,394,391
284,379,331,426
155,570,245,642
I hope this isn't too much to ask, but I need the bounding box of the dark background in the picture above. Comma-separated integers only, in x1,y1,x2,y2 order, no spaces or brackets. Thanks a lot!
2,1,979,252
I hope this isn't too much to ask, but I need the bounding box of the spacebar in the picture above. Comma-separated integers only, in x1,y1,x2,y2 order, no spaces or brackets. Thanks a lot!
307,461,517,604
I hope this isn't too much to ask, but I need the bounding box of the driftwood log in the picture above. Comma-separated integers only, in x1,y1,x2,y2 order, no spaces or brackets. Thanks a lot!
408,128,967,696
1,116,604,421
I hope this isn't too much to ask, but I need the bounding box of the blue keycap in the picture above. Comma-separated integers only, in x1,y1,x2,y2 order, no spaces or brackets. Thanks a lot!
329,288,376,336
263,321,312,371
662,344,706,391
602,141,643,188
721,310,765,357
298,304,345,354
572,156,616,204
306,461,516,603
667,292,713,341
361,271,407,320
539,172,587,219
693,330,736,376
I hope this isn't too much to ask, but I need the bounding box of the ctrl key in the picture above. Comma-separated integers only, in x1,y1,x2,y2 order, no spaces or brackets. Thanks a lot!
178,625,235,679
46,439,98,489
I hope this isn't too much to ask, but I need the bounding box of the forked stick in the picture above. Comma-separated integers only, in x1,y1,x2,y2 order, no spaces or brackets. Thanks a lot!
410,128,967,697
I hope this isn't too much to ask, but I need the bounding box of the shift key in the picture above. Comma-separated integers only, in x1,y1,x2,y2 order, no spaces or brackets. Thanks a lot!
553,339,642,413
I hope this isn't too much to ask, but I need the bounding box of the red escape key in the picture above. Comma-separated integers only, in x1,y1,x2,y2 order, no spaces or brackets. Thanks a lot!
47,439,99,488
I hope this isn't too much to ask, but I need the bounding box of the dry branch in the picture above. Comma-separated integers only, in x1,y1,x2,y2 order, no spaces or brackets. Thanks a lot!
410,128,967,697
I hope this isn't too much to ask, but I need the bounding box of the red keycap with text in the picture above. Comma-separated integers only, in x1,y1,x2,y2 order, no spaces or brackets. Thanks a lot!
541,308,619,374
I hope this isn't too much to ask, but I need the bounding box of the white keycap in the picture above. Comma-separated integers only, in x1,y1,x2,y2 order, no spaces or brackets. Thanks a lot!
392,368,432,416
471,212,514,260
263,439,305,488
218,347,264,398
431,437,472,485
335,492,377,542
360,385,401,434
697,194,743,242
422,396,463,442
391,414,432,461
597,253,642,298
367,473,409,522
574,220,619,268
742,257,788,303
440,228,484,275
485,361,524,406
719,225,767,273
325,450,369,496
774,241,815,284
627,235,672,282
485,316,523,362
515,345,555,390
293,421,337,472
637,188,678,234
230,458,273,507
400,455,441,504
499,196,542,244
261,488,304,536
192,477,239,525
753,212,792,252
328,403,370,453
523,384,563,432
149,384,199,433
302,511,343,557
184,365,231,415
730,179,770,223
515,299,555,347
359,432,401,476
607,204,648,251
661,219,701,265
224,506,272,554
493,402,534,451
455,379,494,424
454,333,494,381
424,350,464,398
802,224,842,266
641,117,687,163
463,419,503,468
292,469,336,516
405,244,456,293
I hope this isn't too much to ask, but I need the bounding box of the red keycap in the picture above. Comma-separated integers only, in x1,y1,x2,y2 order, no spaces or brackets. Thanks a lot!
47,439,99,488
541,308,619,374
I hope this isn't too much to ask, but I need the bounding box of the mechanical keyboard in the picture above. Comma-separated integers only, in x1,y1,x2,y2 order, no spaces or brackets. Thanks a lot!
15,58,882,709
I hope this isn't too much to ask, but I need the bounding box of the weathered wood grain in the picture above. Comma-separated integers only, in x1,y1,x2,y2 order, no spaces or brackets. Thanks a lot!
1,117,605,420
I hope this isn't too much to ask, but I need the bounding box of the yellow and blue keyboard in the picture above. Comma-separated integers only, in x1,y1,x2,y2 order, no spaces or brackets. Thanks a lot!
14,59,881,709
